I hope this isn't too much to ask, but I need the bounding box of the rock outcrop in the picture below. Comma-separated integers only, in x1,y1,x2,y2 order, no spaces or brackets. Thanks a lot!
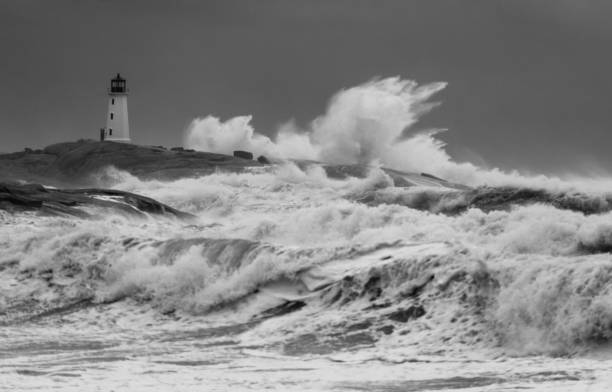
257,155,271,164
0,140,261,186
233,150,254,160
0,182,193,219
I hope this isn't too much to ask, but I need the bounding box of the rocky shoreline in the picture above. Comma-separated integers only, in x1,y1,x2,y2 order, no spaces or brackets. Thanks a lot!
0,140,263,186
0,139,466,219
0,182,193,219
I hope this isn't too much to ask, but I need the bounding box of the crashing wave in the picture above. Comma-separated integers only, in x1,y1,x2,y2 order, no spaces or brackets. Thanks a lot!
352,185,612,216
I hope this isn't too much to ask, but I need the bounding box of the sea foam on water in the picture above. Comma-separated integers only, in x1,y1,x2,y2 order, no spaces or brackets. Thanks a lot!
2,77,612,390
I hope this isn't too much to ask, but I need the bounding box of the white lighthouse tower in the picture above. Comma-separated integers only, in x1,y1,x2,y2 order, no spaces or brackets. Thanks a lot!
101,73,131,143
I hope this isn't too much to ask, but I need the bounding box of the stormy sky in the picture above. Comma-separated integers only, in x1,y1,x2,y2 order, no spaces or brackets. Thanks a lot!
2,0,612,174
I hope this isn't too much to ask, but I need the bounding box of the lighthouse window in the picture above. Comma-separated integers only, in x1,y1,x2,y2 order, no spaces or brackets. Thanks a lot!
109,129,113,136
111,98,115,105
110,113,114,120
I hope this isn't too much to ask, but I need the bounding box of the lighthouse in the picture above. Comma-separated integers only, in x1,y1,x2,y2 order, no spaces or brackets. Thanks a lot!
101,73,131,143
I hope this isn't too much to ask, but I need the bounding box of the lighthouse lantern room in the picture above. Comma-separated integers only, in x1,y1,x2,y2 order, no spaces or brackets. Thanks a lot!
101,73,131,143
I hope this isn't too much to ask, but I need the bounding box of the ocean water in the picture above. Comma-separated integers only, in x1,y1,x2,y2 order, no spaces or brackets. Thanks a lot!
2,164,612,391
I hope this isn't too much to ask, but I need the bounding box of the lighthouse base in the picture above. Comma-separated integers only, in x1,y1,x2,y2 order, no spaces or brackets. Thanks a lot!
100,128,131,143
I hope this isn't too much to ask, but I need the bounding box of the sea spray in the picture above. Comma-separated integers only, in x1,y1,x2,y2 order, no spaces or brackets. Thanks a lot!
184,76,612,192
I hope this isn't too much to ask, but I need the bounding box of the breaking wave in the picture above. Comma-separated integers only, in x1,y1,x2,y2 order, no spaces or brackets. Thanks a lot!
184,76,612,192
3,162,612,357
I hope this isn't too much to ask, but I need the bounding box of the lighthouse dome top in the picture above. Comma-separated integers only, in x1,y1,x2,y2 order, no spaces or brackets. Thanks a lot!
109,73,127,94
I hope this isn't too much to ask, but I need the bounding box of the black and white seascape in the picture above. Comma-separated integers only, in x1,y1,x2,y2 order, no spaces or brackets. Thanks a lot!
2,2,612,391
